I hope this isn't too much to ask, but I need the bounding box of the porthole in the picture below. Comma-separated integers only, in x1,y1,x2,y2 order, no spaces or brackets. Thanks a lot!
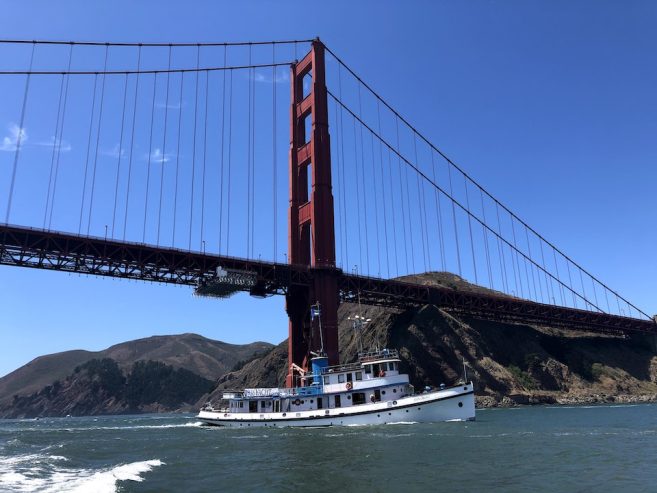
464,386,468,390
458,402,463,408
310,399,314,403
382,390,386,395
282,413,286,417
347,395,351,400
388,412,391,416
377,414,380,417
301,400,305,404
406,410,409,413
393,389,397,393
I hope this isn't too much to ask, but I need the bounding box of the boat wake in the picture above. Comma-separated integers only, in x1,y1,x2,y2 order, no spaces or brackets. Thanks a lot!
0,453,164,493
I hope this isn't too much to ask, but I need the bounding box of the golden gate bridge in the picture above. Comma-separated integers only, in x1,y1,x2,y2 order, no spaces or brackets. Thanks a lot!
0,38,653,387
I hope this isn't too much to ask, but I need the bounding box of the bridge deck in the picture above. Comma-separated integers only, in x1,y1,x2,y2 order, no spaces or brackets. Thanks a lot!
1,223,654,336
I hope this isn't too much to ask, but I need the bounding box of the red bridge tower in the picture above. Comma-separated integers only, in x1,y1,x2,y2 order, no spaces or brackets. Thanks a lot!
286,40,340,387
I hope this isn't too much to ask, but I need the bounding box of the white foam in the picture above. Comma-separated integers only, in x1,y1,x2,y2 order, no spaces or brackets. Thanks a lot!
0,454,164,493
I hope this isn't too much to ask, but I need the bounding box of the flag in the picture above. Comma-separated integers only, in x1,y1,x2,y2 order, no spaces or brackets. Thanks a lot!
310,306,321,320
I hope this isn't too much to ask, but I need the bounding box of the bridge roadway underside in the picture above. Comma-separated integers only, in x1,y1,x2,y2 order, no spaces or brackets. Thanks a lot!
1,223,654,336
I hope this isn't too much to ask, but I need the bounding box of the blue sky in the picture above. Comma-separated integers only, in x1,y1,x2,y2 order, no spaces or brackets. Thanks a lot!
1,1,656,377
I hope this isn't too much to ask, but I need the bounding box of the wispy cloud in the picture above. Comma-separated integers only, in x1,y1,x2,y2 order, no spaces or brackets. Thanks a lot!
147,148,171,164
102,143,126,159
0,123,27,152
35,136,72,152
253,71,289,85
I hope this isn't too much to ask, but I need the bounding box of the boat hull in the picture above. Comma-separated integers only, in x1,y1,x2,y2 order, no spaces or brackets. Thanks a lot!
198,383,475,428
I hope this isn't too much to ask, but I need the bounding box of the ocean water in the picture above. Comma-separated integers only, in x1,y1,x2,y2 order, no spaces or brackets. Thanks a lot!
1,404,656,492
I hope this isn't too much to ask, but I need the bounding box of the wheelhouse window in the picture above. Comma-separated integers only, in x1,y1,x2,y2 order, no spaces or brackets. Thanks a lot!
338,374,345,383
355,371,363,381
346,373,353,383
323,375,330,385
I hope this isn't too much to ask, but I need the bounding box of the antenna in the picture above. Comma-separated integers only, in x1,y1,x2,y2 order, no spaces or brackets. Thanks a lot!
348,312,371,356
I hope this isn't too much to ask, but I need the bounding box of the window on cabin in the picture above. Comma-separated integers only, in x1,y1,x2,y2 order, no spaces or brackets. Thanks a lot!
335,395,342,408
323,376,330,385
338,374,345,383
346,373,353,383
239,401,244,408
261,401,266,409
355,371,363,381
249,401,257,413
352,393,366,405
373,364,380,375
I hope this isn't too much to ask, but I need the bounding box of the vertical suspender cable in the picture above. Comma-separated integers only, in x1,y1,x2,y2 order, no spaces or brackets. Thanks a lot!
414,135,429,273
219,46,227,254
251,55,256,258
226,69,233,254
480,189,493,289
79,74,98,234
495,202,509,294
464,175,477,284
123,45,141,241
48,46,73,230
172,71,184,246
188,45,200,250
87,44,110,235
447,164,462,277
200,68,209,251
395,117,408,274
111,73,129,238
157,45,172,246
272,44,278,261
357,85,370,274
352,115,363,272
387,148,399,277
333,99,344,267
338,65,349,270
370,133,381,275
510,217,524,298
247,45,252,258
5,42,35,224
430,150,446,273
376,102,390,277
44,72,65,228
142,72,158,242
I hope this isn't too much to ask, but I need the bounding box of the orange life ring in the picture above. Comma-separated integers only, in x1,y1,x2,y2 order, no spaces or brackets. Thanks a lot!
346,382,353,390
378,370,386,377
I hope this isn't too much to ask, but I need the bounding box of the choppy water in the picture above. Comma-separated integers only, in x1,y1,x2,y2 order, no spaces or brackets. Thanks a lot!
1,404,656,492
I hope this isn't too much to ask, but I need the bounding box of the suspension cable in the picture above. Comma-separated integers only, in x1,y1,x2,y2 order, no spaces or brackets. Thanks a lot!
0,38,314,47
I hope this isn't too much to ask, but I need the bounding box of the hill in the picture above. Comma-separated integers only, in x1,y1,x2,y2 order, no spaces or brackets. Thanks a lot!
0,333,272,415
